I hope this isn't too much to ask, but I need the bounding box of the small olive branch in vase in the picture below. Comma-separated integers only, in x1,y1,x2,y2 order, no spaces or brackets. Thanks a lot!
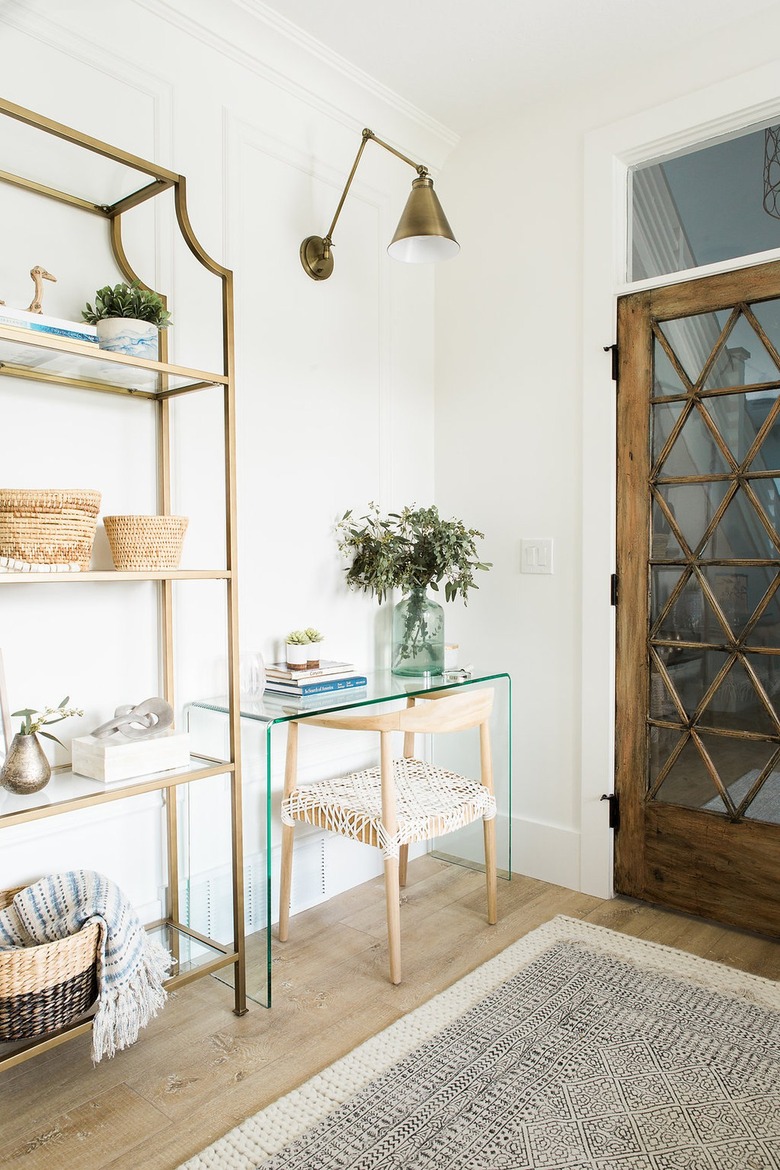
12,697,84,746
335,503,491,662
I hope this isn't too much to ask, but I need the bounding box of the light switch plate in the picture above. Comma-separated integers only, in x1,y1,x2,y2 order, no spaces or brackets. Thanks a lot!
520,538,554,575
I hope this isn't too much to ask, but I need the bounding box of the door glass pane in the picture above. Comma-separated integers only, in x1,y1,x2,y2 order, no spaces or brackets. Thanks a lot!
700,656,778,735
654,738,724,810
652,400,684,462
654,575,725,643
657,315,726,387
656,482,729,554
700,566,758,637
657,404,731,478
704,390,780,466
750,298,780,359
702,311,780,390
650,567,685,629
630,124,780,282
703,488,771,559
746,479,780,549
745,572,780,647
653,336,689,396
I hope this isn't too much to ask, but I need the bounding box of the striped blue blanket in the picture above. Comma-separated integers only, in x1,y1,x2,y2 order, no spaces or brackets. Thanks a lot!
0,870,172,1061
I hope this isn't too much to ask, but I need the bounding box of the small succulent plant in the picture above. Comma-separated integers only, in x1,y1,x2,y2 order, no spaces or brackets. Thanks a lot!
286,629,310,645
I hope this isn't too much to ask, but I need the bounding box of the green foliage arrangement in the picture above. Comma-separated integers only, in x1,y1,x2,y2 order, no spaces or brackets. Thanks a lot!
304,627,324,644
82,281,172,329
12,697,83,746
336,503,491,604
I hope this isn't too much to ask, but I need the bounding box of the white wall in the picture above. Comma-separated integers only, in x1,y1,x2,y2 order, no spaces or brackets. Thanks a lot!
436,4,780,897
0,0,455,908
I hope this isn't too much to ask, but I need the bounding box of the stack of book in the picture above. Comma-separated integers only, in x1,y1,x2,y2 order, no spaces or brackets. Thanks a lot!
264,660,367,699
0,306,98,345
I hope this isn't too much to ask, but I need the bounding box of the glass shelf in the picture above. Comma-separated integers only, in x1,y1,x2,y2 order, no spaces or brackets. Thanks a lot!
0,326,227,398
0,756,234,827
0,568,231,584
149,921,236,982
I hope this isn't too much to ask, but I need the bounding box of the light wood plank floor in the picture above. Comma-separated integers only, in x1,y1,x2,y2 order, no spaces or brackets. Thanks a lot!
1,857,778,1169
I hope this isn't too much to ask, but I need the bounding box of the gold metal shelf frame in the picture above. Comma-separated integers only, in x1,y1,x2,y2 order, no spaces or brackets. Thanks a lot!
0,96,246,1066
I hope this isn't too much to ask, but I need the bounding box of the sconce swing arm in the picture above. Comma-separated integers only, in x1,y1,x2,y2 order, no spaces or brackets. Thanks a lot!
300,128,451,281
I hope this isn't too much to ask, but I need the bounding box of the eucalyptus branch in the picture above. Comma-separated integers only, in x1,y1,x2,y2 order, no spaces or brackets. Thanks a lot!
336,502,491,604
11,696,83,746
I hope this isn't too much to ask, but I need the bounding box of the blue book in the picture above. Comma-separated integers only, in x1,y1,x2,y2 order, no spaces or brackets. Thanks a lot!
265,674,368,697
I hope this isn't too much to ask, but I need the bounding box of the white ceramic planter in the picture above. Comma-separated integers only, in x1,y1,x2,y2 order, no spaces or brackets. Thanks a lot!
306,642,324,668
96,317,158,360
286,643,308,670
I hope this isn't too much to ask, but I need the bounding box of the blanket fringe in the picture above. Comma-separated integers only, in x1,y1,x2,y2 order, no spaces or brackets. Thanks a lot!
91,936,173,1062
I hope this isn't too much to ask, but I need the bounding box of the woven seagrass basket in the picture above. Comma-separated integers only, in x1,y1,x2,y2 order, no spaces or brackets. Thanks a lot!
0,489,101,571
103,514,188,571
0,887,100,1041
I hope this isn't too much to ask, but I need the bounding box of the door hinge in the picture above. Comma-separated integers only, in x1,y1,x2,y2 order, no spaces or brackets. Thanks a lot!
600,792,620,830
610,573,618,606
603,342,618,381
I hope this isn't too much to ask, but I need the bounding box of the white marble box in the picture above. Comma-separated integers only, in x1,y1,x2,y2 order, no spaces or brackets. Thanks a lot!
71,730,191,783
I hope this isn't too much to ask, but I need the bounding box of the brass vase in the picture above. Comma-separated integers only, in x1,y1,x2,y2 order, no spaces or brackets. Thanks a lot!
0,732,52,794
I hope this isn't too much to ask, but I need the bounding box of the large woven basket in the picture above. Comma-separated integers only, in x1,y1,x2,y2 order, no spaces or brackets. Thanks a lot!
0,887,100,1042
0,489,101,571
104,514,188,571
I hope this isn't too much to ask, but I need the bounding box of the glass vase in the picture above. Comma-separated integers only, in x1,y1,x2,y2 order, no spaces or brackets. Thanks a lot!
392,587,445,676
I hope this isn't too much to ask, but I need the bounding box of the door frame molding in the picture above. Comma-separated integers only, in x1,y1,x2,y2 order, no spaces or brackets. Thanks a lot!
581,61,780,900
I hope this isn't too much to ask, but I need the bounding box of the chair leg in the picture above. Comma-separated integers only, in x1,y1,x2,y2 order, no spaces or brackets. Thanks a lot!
278,822,295,942
483,817,497,925
384,855,402,984
398,842,409,888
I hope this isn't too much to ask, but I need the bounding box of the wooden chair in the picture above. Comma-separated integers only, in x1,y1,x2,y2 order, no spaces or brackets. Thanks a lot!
278,687,497,984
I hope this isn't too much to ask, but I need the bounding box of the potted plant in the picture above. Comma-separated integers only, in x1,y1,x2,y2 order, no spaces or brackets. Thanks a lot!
336,503,491,676
285,629,310,671
0,697,83,794
82,281,172,360
303,628,325,668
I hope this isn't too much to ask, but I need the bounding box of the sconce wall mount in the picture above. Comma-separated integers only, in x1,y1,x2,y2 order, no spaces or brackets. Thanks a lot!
300,128,458,281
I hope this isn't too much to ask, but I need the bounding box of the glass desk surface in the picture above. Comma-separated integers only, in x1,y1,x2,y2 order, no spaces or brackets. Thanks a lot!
194,667,510,724
186,668,511,1008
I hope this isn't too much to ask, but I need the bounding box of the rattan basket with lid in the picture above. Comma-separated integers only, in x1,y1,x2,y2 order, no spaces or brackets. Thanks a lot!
0,886,100,1041
0,489,101,570
103,514,188,571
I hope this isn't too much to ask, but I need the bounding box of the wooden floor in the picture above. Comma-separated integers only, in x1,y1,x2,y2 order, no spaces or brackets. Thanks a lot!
1,857,779,1169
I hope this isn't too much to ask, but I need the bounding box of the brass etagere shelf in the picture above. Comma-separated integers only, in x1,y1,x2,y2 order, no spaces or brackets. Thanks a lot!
0,96,246,1069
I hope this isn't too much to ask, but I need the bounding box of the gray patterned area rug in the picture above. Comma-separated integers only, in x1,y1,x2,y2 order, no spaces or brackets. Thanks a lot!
180,916,780,1170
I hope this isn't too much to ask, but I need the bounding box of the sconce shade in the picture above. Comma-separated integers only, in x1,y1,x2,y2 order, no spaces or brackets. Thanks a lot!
387,175,460,263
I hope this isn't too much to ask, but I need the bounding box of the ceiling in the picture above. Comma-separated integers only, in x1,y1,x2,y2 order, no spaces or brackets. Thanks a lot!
258,0,779,134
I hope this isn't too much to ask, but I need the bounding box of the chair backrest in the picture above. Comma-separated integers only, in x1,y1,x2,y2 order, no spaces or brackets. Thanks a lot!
299,687,494,736
397,688,494,734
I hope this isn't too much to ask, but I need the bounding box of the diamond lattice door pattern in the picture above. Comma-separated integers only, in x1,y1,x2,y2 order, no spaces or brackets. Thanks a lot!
615,263,780,935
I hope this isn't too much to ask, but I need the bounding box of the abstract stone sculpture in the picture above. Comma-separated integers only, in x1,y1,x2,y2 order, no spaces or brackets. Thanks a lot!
90,697,174,741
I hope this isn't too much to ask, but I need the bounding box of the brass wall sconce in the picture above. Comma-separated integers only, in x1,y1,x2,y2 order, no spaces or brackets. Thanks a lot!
300,128,459,281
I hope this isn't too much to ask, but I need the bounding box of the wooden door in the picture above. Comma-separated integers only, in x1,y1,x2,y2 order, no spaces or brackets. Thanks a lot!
615,260,780,936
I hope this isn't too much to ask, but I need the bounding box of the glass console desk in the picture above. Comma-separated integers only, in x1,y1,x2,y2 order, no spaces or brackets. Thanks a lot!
186,668,511,1006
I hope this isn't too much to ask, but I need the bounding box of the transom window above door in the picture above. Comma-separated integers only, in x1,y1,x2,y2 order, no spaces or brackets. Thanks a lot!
630,122,780,282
